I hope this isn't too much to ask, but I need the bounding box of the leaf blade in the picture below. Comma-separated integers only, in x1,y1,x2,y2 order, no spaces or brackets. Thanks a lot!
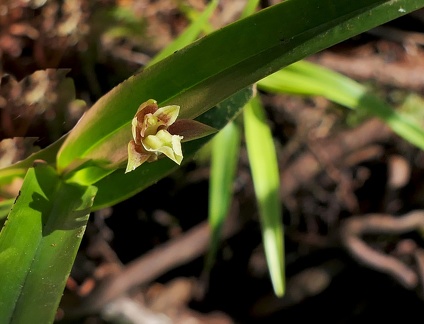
206,121,241,270
244,95,285,296
57,0,421,172
258,60,424,150
0,165,97,323
147,0,219,67
91,87,253,210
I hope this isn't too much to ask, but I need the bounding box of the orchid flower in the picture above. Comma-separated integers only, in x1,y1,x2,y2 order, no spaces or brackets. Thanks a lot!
126,99,216,173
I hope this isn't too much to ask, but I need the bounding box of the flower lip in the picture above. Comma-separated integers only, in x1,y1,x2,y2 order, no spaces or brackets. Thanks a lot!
142,129,183,165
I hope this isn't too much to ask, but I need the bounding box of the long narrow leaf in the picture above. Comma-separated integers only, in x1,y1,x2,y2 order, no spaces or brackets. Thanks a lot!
240,0,261,18
148,0,219,67
204,0,257,270
244,95,285,296
57,0,422,174
0,1,218,189
0,199,13,221
0,136,66,188
258,60,424,149
0,165,97,323
206,121,241,270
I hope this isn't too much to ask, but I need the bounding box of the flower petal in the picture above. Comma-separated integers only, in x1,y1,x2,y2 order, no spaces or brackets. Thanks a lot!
135,100,159,137
141,113,166,137
154,105,180,127
131,116,140,143
135,99,158,117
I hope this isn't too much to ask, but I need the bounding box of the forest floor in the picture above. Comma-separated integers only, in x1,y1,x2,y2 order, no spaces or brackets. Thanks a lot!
1,1,424,323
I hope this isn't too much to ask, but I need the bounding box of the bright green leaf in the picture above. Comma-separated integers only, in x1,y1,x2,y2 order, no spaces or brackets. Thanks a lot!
244,95,285,296
0,136,66,188
258,60,424,150
0,165,97,323
0,199,13,221
206,121,241,271
57,0,422,174
148,0,219,67
240,0,261,18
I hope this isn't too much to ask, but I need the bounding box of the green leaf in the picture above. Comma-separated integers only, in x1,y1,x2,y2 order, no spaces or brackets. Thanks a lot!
58,1,218,186
91,87,253,210
0,165,97,323
258,60,424,150
258,60,362,107
359,93,424,150
244,95,285,296
0,136,66,188
204,0,260,269
0,169,26,189
0,199,13,221
240,0,261,18
147,0,219,67
57,0,423,174
206,121,241,270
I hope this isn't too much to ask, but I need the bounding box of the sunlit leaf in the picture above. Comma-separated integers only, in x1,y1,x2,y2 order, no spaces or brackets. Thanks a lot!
57,0,421,175
206,121,241,270
244,95,285,296
258,60,424,150
0,165,97,322
148,0,219,66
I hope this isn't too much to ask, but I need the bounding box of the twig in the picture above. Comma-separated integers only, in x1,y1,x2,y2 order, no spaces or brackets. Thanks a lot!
280,118,391,199
311,51,424,92
101,296,172,324
368,26,424,47
340,210,424,289
414,248,424,296
68,203,241,316
70,118,393,316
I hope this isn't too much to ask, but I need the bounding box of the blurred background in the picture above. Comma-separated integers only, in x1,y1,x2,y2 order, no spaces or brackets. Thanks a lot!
1,0,424,323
